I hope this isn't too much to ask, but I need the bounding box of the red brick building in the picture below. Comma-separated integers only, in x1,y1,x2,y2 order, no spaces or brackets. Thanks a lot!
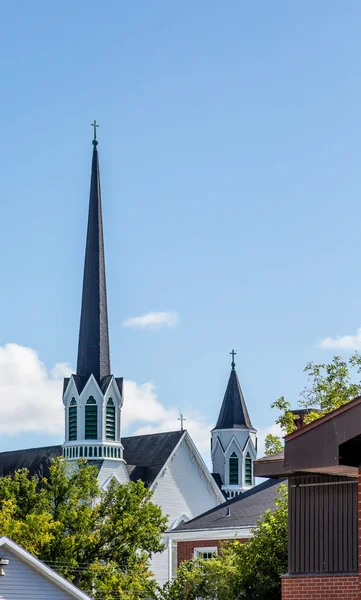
255,397,361,600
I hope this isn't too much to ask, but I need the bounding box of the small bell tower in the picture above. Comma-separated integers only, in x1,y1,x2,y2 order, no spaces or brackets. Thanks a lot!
211,351,257,498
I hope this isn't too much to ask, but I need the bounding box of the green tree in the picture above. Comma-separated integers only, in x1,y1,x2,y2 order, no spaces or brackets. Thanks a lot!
265,353,361,449
0,458,167,600
161,484,288,600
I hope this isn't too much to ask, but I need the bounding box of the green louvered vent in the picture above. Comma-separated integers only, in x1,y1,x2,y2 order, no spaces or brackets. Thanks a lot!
229,452,239,485
245,452,252,485
69,397,77,441
106,398,115,440
85,396,97,439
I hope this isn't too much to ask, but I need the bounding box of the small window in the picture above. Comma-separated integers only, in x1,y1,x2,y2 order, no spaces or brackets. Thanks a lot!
85,396,98,439
68,397,77,441
194,547,218,560
245,452,252,485
106,398,116,440
229,452,239,485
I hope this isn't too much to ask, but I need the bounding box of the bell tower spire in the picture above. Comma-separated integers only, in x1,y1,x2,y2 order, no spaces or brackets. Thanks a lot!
211,351,257,498
76,122,111,383
62,125,126,475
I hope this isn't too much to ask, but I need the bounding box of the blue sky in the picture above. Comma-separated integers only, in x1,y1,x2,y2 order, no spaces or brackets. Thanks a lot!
1,1,361,457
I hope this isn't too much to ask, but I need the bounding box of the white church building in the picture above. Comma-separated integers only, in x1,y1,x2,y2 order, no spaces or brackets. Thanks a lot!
0,130,257,586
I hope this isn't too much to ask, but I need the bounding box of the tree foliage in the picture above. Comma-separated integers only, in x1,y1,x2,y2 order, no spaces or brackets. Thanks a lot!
161,484,288,600
0,458,167,600
265,353,361,449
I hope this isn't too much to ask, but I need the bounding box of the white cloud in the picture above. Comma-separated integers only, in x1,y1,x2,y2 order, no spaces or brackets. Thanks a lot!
318,327,361,350
0,344,211,464
122,380,212,467
122,311,179,330
0,343,68,434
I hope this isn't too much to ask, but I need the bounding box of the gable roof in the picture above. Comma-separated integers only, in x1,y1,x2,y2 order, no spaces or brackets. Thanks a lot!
0,431,185,488
0,537,92,599
172,478,283,531
122,430,185,486
214,368,254,430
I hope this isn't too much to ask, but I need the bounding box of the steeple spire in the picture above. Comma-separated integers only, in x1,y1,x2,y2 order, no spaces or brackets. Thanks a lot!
76,124,111,383
214,354,254,430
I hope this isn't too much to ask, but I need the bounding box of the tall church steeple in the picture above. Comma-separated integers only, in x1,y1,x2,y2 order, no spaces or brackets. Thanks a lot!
62,125,126,474
211,351,257,498
76,123,110,384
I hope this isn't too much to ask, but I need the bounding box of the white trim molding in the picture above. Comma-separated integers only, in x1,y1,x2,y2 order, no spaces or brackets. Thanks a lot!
166,526,253,542
194,546,218,559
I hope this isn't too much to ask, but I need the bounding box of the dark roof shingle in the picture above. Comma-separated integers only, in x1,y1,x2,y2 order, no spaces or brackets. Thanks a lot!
0,430,185,488
172,478,284,531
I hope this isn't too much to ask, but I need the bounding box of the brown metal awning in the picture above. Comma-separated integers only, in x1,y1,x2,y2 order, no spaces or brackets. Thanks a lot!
285,396,361,471
255,396,361,478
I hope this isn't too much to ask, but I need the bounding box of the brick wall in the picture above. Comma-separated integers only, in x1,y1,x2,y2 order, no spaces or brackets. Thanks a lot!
177,538,248,566
282,575,359,599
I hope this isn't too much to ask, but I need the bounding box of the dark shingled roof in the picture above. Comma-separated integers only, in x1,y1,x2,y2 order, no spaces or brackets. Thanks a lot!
76,143,111,384
122,430,185,486
0,431,185,487
172,478,284,531
0,446,62,479
214,368,254,430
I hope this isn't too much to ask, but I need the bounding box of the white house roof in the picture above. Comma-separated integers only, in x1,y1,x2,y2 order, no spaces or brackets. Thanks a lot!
0,537,92,600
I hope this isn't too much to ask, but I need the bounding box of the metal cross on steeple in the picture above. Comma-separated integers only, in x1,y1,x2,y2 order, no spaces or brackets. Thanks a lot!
91,120,99,141
178,412,186,431
230,349,237,370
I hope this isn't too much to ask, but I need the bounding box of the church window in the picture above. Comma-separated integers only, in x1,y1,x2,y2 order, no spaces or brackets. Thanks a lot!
84,446,88,457
106,398,116,440
94,447,97,457
229,452,239,485
245,453,252,485
80,446,83,457
69,398,77,441
89,446,93,457
85,396,98,439
76,447,78,457
99,447,102,457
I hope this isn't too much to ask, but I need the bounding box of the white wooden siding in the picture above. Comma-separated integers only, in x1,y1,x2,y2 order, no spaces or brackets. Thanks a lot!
97,460,129,488
150,438,220,586
0,548,76,599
